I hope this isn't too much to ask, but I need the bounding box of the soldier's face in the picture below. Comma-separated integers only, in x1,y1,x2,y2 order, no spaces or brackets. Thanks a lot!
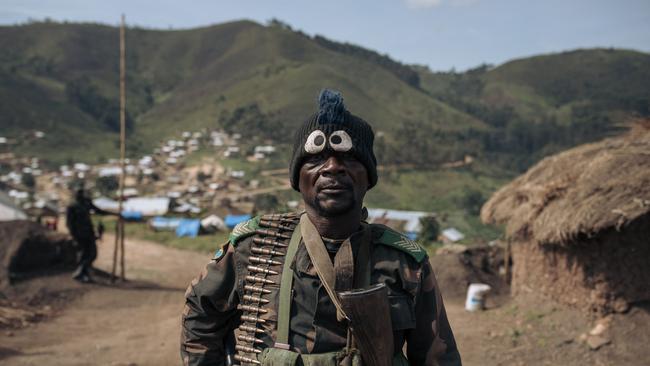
298,151,368,217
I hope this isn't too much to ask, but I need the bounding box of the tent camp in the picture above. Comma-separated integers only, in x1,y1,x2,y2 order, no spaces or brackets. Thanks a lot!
481,123,650,314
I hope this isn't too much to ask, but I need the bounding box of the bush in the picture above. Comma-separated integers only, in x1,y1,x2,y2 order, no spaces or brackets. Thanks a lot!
418,216,440,243
95,175,119,197
459,188,485,216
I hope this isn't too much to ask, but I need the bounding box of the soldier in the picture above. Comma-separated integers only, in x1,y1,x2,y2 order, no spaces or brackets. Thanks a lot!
66,187,116,283
181,90,461,365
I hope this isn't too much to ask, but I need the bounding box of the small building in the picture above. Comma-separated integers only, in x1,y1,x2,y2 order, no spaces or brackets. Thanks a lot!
441,228,465,243
254,145,276,154
122,187,139,198
98,166,122,177
0,190,27,221
481,124,650,314
73,163,90,172
224,146,240,158
366,208,433,239
124,197,170,216
229,170,245,178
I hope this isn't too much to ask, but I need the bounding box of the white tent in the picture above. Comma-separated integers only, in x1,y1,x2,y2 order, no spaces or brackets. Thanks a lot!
201,214,227,233
366,208,432,233
0,191,27,221
93,197,170,216
441,228,465,242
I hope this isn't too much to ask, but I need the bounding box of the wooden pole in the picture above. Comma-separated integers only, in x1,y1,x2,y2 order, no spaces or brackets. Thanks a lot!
112,14,127,282
111,216,119,281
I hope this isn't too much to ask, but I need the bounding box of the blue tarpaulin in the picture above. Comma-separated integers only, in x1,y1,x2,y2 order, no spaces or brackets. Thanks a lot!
121,211,143,221
150,216,183,231
405,232,418,241
175,219,201,238
224,214,251,229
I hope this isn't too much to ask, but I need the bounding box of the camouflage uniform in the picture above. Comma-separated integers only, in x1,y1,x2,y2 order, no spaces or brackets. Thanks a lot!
181,213,461,365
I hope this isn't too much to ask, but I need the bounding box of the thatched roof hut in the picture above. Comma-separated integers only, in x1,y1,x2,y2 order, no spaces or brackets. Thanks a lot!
481,123,650,314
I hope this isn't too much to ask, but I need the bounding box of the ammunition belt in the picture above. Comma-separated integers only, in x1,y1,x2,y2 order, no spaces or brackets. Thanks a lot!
234,212,300,365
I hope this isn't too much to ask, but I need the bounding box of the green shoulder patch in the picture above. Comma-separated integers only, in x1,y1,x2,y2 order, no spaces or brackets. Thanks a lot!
228,216,261,246
375,225,427,263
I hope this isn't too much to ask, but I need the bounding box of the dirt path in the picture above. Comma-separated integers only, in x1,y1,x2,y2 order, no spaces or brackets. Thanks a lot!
0,234,211,366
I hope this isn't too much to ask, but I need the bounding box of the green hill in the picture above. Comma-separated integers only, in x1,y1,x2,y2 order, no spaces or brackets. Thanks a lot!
0,20,484,164
2,21,647,171
417,48,650,170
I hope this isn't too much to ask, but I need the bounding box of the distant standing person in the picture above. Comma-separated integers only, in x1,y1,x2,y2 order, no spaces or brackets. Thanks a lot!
66,188,116,283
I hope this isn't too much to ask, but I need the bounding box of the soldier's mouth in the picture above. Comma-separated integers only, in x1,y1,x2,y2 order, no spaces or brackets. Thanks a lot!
319,184,351,194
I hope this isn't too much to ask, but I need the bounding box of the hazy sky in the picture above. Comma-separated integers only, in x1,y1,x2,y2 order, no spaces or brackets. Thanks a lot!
1,0,648,71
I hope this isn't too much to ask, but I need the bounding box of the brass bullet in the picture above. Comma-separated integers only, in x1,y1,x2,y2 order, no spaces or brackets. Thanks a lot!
245,275,276,285
247,265,278,276
238,304,269,314
243,294,270,304
253,237,289,248
245,284,272,294
239,324,264,334
241,315,266,323
238,334,264,344
255,229,291,240
250,256,283,266
234,354,261,365
251,246,285,256
236,344,263,354
259,220,295,231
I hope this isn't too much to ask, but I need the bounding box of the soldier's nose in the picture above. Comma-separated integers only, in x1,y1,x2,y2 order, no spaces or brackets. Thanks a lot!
320,156,345,176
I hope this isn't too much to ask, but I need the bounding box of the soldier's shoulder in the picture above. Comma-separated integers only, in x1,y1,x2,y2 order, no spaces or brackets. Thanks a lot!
228,212,300,246
370,223,427,263
228,216,261,246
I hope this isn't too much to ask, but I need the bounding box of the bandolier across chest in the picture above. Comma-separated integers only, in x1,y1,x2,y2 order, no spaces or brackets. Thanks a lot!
232,213,301,365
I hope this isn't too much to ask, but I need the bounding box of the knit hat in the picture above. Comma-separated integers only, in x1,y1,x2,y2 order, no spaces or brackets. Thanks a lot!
289,89,377,191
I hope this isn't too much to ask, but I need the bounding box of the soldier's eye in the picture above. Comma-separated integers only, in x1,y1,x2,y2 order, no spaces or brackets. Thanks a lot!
304,130,326,154
329,130,352,152
305,154,326,165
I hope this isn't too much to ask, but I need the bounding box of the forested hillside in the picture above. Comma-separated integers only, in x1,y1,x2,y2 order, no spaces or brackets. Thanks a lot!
1,20,648,172
0,20,480,163
417,48,650,170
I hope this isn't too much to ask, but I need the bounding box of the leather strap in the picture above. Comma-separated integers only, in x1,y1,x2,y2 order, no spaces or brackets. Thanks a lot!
334,238,354,292
300,214,349,322
274,219,303,349
353,223,372,289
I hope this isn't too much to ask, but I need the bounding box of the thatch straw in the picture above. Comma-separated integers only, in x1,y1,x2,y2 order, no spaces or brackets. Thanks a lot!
481,122,650,246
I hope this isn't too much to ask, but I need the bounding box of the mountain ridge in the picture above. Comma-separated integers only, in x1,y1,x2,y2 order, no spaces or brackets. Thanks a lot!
0,20,648,169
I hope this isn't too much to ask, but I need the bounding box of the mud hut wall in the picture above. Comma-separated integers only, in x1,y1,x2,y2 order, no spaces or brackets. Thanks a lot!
511,215,650,314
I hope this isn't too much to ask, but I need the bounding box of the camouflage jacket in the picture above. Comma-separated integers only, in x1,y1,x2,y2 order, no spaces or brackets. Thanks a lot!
181,213,461,366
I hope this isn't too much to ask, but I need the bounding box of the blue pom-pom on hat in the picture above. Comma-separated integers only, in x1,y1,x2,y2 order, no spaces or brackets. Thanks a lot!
317,89,346,124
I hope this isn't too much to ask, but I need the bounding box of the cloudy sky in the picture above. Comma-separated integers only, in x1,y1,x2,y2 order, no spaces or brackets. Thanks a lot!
1,0,648,70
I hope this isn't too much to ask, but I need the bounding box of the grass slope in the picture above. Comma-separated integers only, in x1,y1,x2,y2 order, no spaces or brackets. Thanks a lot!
0,20,482,163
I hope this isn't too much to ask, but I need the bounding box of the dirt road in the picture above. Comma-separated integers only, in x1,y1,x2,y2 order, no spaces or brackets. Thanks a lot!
0,235,211,366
